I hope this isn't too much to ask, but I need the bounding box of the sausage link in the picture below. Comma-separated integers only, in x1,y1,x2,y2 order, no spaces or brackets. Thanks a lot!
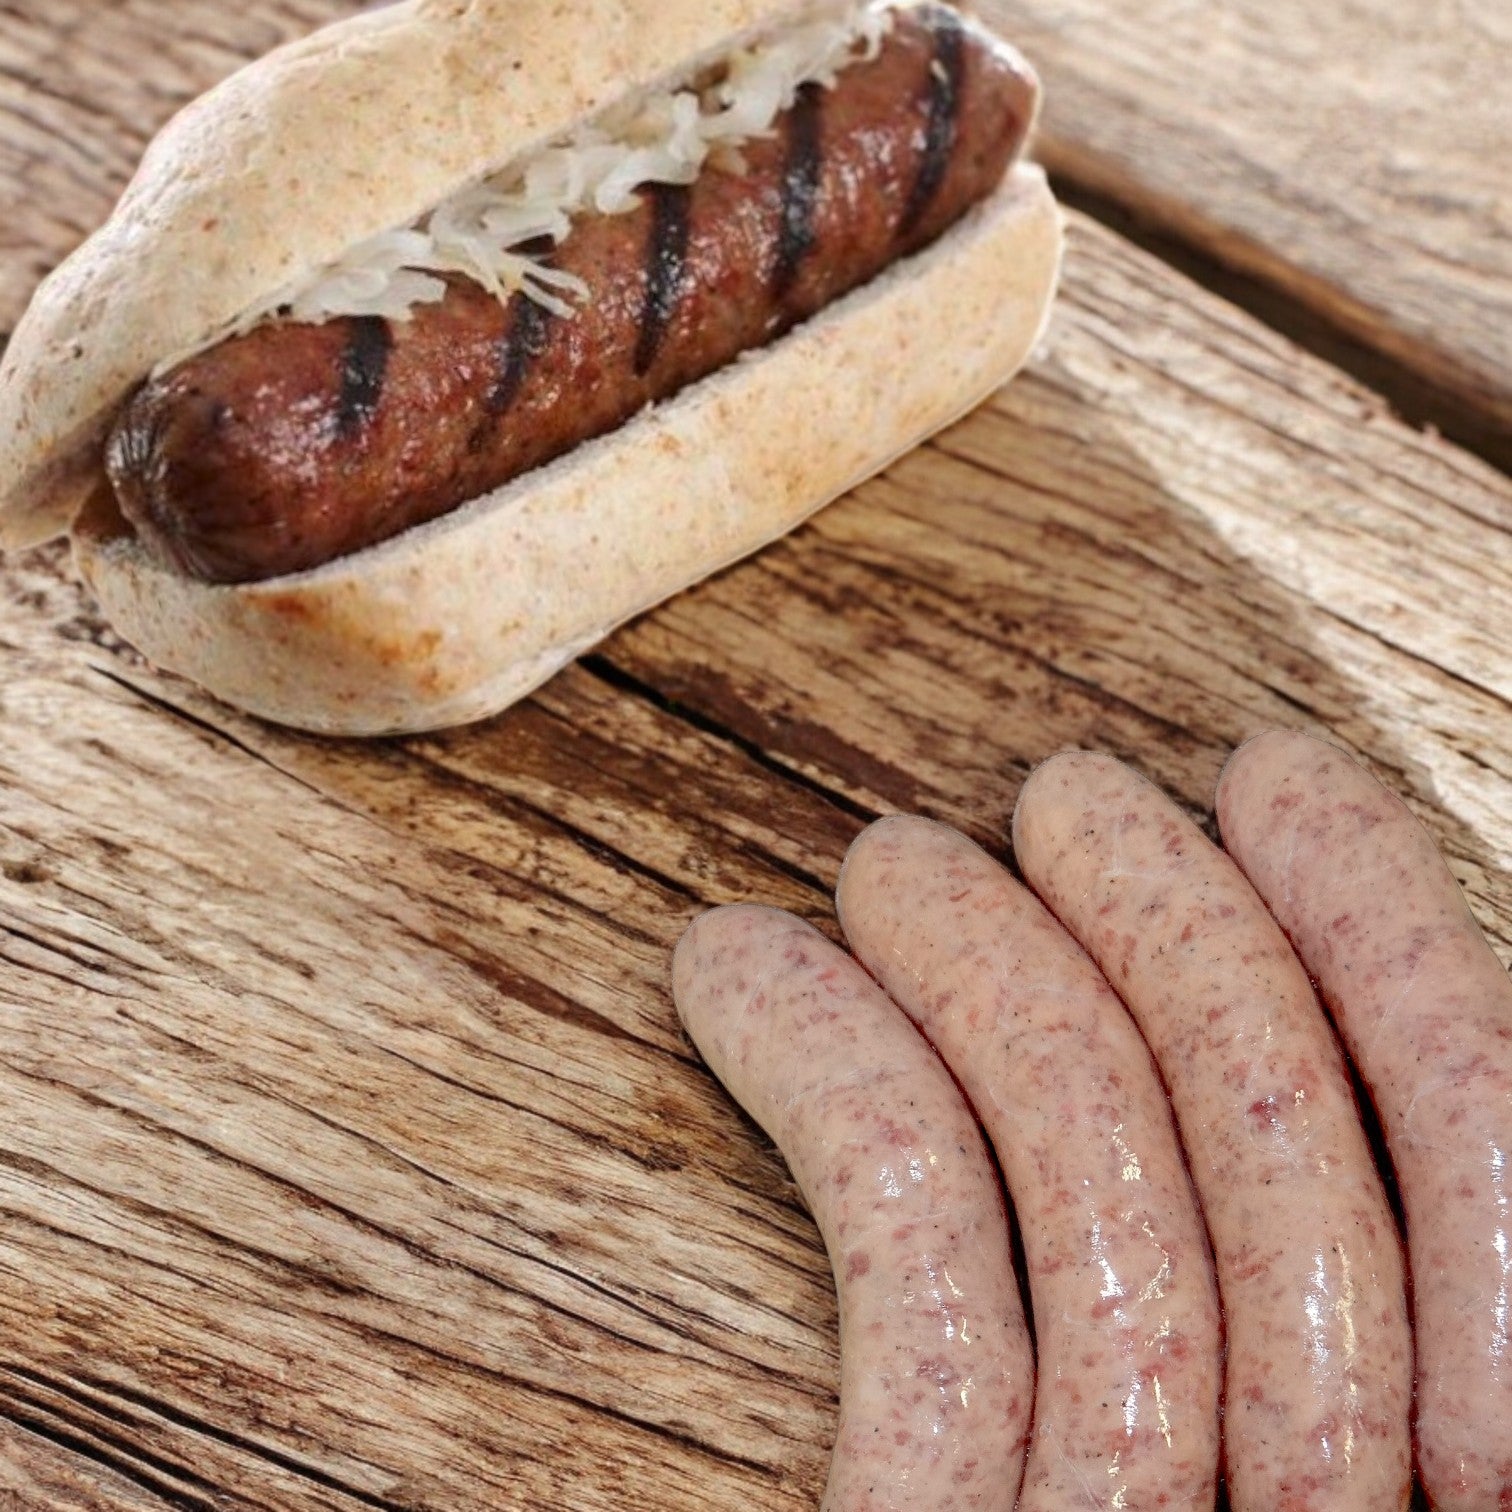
1012,751,1414,1512
1216,729,1512,1511
672,904,1033,1510
106,6,1036,584
836,815,1223,1510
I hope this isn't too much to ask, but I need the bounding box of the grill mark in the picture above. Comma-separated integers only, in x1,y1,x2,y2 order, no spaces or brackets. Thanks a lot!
485,235,557,419
900,9,967,238
486,290,555,417
773,81,825,300
334,316,393,437
635,184,692,378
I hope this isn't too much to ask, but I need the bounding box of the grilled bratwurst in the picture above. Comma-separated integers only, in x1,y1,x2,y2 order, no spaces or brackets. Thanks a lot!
107,6,1034,584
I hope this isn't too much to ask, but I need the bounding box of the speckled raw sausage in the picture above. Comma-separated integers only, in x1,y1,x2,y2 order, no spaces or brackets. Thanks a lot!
1013,750,1413,1512
1216,729,1512,1511
836,815,1223,1510
672,904,1033,1510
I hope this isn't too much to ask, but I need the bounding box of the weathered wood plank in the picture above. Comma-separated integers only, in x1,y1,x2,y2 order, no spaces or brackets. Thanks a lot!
0,1415,181,1511
1,0,1509,1504
2,653,839,1510
3,208,1508,1503
984,0,1512,463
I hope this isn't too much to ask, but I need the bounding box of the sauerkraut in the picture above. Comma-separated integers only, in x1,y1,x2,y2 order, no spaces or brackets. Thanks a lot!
239,2,898,334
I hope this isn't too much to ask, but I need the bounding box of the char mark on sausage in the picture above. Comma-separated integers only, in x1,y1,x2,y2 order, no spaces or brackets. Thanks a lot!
485,238,557,420
635,184,693,378
774,82,825,299
335,317,394,437
902,7,966,236
106,5,1036,584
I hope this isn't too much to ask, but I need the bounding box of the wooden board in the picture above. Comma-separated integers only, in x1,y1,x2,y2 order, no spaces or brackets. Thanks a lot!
2,1,1511,1507
4,208,1509,1506
985,0,1512,465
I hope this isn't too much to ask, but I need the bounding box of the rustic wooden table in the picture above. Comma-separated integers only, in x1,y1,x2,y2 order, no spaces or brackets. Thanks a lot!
1,2,1508,1508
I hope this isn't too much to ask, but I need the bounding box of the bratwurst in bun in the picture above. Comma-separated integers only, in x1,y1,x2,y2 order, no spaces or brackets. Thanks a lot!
0,0,1062,735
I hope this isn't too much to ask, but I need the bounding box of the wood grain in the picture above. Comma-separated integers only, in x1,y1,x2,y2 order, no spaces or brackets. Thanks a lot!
1,0,1510,1506
984,0,1512,464
0,1416,178,1511
3,206,1509,1505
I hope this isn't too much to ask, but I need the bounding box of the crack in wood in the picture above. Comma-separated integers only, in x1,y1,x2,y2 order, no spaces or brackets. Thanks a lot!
1,1369,412,1511
0,1400,206,1511
580,656,882,827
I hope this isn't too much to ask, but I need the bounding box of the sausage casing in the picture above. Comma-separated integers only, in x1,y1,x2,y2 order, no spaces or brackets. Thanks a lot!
1217,729,1512,1511
107,6,1036,584
673,904,1034,1510
837,815,1223,1510
1013,751,1413,1512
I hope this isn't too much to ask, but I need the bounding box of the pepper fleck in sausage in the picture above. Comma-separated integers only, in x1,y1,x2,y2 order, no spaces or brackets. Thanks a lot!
106,6,1036,585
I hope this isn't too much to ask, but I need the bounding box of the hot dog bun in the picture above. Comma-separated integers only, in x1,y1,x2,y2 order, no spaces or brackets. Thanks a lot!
0,0,1063,735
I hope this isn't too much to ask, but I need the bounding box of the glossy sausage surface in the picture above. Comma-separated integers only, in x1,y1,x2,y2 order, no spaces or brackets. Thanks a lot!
1014,751,1413,1512
672,904,1034,1511
1217,729,1512,1511
837,815,1223,1510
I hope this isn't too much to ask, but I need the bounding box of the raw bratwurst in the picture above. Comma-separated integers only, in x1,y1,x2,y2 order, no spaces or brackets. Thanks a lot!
837,816,1223,1511
1013,752,1414,1512
1218,731,1512,1512
673,904,1035,1510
